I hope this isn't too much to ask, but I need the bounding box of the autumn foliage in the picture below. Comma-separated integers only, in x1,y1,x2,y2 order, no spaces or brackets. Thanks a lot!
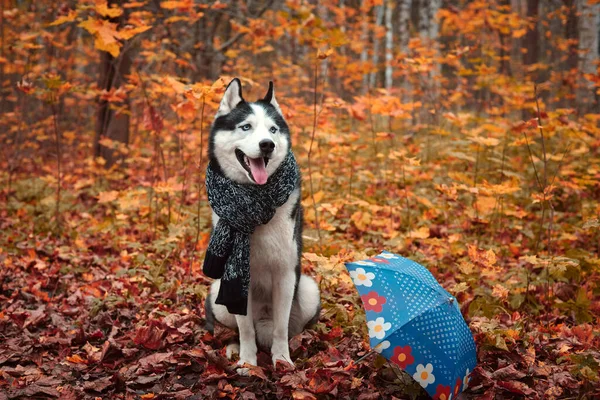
1,0,600,399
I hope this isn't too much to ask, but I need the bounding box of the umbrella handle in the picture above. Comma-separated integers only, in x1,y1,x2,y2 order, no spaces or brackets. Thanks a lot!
355,349,376,364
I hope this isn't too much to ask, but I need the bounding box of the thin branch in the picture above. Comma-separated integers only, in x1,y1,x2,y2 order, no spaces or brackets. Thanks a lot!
522,130,543,193
308,57,323,252
190,98,206,281
534,85,548,189
51,101,62,229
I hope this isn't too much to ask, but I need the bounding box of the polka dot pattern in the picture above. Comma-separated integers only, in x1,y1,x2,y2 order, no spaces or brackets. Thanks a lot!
345,251,477,399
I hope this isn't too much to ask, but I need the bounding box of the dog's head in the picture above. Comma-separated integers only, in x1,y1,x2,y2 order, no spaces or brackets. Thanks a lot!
208,78,291,185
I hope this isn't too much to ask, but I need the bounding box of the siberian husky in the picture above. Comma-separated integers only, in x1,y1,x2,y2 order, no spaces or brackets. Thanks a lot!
204,78,321,371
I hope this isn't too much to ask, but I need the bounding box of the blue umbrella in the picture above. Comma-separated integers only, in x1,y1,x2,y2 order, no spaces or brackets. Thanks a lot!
345,251,477,400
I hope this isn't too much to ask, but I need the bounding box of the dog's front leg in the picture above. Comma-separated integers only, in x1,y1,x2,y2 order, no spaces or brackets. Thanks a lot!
235,292,257,373
271,269,295,367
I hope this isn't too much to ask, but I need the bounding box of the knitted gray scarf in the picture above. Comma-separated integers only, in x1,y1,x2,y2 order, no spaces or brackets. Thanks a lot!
203,151,300,315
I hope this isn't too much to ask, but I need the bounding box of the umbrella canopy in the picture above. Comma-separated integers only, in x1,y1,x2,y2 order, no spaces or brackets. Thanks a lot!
345,251,477,400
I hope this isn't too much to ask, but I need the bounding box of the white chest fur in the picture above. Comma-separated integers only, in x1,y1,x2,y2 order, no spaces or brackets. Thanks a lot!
211,188,300,294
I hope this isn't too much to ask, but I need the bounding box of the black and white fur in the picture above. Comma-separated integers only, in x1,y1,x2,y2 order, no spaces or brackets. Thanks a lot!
204,78,320,371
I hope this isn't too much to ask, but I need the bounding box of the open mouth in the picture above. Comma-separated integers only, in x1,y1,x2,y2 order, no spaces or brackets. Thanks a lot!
235,149,270,185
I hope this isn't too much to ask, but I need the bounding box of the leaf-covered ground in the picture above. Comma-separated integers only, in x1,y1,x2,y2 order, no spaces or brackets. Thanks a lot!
2,102,600,399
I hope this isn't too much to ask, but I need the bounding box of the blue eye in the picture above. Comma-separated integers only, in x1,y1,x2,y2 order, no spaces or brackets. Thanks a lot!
240,124,251,131
269,126,277,134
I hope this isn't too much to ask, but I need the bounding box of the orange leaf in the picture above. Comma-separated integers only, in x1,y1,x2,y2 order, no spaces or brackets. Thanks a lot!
97,190,119,203
95,0,123,18
160,0,193,9
79,17,122,57
317,48,334,60
119,25,152,40
49,10,78,26
66,354,87,364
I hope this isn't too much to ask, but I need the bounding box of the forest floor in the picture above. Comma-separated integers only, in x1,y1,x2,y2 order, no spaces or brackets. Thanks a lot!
1,110,600,400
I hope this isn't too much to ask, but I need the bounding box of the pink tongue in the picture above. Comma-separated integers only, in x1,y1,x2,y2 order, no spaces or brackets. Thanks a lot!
248,157,268,185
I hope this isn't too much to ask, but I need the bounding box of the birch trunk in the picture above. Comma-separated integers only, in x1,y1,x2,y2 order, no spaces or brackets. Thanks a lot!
360,0,369,93
428,0,441,80
369,4,385,89
398,0,413,100
398,0,412,52
577,0,599,111
418,0,429,39
384,0,394,91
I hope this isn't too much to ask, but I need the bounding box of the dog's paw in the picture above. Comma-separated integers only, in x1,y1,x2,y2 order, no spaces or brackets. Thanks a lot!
236,359,257,376
272,354,294,370
273,358,295,371
271,341,293,368
226,343,240,359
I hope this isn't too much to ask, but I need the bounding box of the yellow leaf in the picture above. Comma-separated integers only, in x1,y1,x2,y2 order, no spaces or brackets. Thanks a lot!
49,10,78,26
492,284,509,300
451,282,469,294
256,45,275,54
97,190,119,203
124,1,148,8
458,261,475,274
471,136,500,147
79,17,122,56
512,28,527,39
160,0,193,9
317,48,334,60
351,211,371,231
95,0,123,18
312,190,324,203
95,37,121,57
408,226,430,239
475,195,497,215
163,76,187,94
79,17,100,35
119,25,152,40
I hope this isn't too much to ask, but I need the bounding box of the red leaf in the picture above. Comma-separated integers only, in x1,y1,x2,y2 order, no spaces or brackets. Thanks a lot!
133,321,166,350
292,390,317,400
496,381,538,398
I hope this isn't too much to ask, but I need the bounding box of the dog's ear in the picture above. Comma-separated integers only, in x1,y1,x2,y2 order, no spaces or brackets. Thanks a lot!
216,78,244,117
263,81,282,114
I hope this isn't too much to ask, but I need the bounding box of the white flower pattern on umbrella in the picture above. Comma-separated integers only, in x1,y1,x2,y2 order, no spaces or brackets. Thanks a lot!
349,267,375,287
367,317,392,339
354,260,376,266
373,340,390,353
463,368,470,390
413,363,436,388
378,253,399,259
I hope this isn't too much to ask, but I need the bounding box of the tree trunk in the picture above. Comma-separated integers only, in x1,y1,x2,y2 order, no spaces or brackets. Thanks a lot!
94,1,131,168
398,0,412,52
384,0,394,91
499,0,512,76
360,0,370,93
565,0,579,71
427,0,441,42
428,0,441,78
577,0,598,111
418,0,430,39
523,0,539,69
94,51,132,168
398,0,413,100
369,4,385,89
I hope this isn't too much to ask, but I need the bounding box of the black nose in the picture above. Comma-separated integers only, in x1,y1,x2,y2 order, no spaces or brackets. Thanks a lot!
259,139,275,154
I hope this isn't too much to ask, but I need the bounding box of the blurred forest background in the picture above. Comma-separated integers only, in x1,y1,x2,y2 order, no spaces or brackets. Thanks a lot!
1,0,600,399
